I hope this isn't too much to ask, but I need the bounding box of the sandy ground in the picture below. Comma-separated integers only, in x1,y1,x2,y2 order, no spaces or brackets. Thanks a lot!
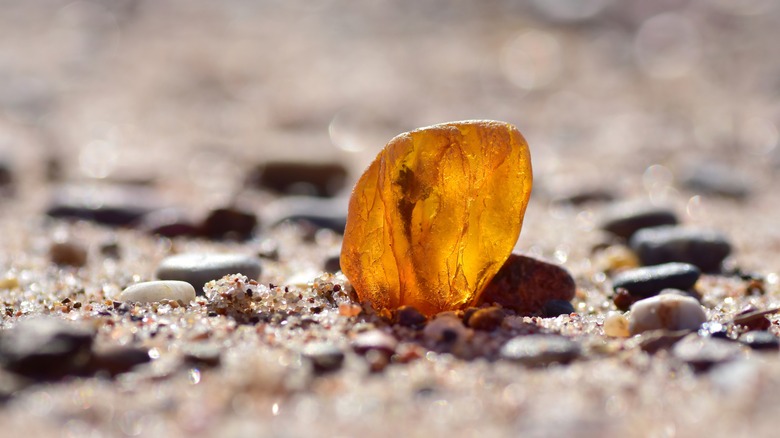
0,1,780,437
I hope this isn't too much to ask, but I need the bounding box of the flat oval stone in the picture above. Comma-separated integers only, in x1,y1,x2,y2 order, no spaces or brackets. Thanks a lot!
599,202,678,239
265,196,348,234
629,226,732,272
247,161,349,198
46,184,163,227
628,294,707,335
738,331,779,351
612,262,701,298
156,253,262,293
681,162,752,199
672,334,742,371
301,342,345,373
500,334,581,366
119,280,196,303
478,254,576,315
200,206,258,241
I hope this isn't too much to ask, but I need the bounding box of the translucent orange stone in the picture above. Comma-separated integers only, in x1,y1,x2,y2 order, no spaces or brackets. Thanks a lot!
340,120,533,316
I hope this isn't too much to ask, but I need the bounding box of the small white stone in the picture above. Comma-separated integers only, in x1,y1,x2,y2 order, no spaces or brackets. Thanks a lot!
629,294,707,335
603,312,630,337
119,280,196,304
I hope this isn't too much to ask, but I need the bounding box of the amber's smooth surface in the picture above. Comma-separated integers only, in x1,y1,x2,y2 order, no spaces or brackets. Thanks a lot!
341,120,533,315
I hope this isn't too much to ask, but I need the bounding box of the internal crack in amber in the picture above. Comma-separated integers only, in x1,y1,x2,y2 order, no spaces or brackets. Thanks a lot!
341,120,533,316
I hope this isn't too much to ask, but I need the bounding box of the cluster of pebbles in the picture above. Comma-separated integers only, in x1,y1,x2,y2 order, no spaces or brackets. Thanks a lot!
0,145,776,437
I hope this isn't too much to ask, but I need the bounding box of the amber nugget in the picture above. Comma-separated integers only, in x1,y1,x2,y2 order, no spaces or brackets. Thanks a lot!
341,120,532,315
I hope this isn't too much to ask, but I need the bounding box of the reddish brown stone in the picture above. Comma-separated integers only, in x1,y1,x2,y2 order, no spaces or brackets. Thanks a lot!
477,254,575,315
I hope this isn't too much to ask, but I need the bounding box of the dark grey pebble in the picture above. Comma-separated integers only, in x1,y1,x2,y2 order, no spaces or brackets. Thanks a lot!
738,331,779,351
500,334,581,366
554,187,615,206
681,162,752,199
156,253,262,293
200,206,258,241
302,342,345,374
599,202,678,239
138,209,200,238
672,334,742,371
182,343,222,368
395,306,427,328
629,226,732,272
0,317,94,380
612,263,701,298
638,330,690,354
89,347,150,376
246,161,348,198
46,184,163,227
323,253,341,273
543,299,575,317
266,196,348,234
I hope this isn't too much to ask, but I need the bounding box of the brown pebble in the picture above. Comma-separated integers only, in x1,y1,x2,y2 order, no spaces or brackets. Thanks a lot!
395,305,427,328
50,240,88,267
466,307,505,331
613,289,638,311
478,254,576,315
200,206,258,241
247,161,348,198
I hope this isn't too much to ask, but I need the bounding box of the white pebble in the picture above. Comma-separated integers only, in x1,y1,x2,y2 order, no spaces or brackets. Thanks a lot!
120,280,196,304
629,294,706,335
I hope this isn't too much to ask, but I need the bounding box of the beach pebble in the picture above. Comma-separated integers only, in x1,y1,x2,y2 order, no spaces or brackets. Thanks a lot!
500,334,581,366
629,226,732,272
323,253,341,273
612,263,701,298
200,206,258,241
50,240,88,267
681,162,752,199
553,186,615,206
466,307,505,331
352,330,397,356
119,280,196,304
628,294,707,335
247,161,348,198
672,334,742,371
424,315,470,345
156,253,262,292
46,183,162,227
738,331,779,351
479,254,576,315
302,342,345,373
599,202,678,239
603,312,630,337
395,306,427,328
265,196,348,234
138,209,199,238
89,347,150,376
543,299,575,317
0,317,94,380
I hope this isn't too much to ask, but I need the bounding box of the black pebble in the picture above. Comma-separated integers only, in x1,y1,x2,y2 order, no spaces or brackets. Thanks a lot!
612,263,701,298
600,202,678,239
542,299,575,317
629,226,732,272
247,161,348,198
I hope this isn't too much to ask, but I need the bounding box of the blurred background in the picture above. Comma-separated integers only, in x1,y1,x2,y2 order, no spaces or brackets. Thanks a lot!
0,0,778,253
